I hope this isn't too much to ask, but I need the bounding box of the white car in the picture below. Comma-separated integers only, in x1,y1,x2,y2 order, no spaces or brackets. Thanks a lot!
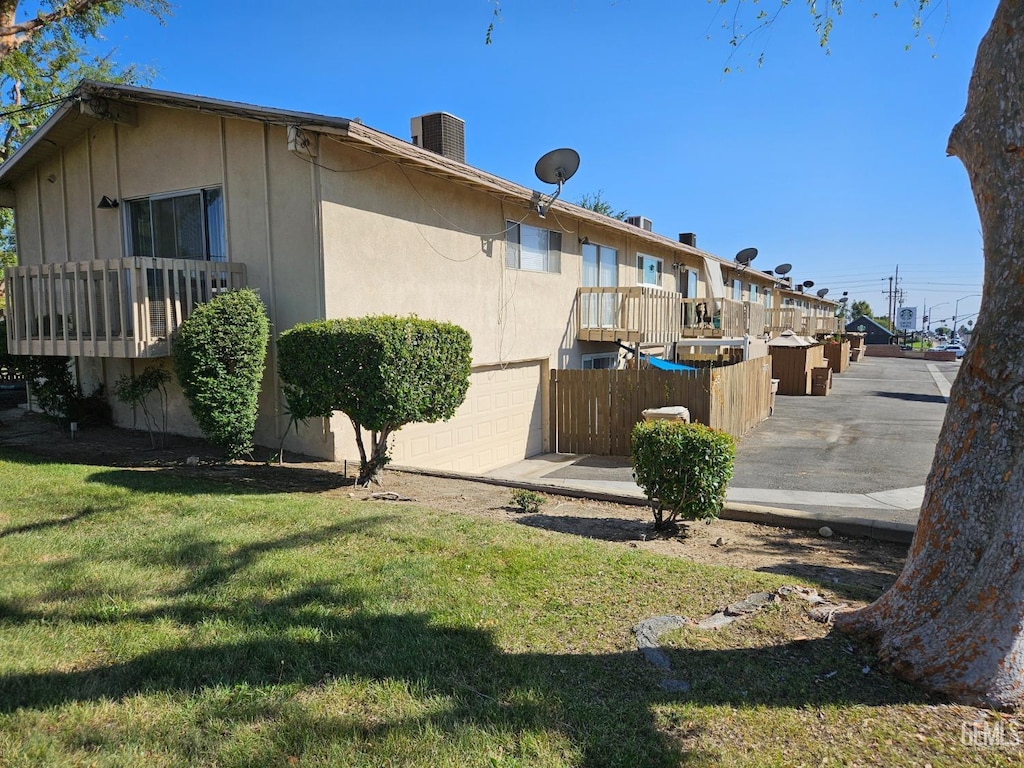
940,342,967,359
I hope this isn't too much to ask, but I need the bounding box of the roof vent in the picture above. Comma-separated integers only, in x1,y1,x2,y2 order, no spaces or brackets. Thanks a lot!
410,112,465,164
678,232,697,247
626,215,653,231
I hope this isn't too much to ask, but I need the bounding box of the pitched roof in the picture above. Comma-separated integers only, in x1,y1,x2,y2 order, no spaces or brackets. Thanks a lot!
0,80,836,299
845,316,894,335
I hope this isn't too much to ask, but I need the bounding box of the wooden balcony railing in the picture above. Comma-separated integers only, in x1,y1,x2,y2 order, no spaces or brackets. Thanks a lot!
768,307,843,337
4,257,247,358
576,286,763,343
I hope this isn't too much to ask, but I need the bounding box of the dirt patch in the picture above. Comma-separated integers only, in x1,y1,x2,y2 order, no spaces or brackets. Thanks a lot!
0,411,907,602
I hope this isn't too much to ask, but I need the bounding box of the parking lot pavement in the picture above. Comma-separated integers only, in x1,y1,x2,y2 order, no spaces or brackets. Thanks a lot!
485,355,959,543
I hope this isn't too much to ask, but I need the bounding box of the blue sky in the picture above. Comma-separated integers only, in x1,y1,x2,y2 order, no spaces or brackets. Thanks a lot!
101,1,996,327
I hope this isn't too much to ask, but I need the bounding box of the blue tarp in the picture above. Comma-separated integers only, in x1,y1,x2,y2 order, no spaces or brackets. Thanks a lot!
614,341,699,371
643,355,698,372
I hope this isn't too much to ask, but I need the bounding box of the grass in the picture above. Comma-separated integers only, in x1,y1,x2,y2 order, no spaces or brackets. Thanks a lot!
0,450,1020,767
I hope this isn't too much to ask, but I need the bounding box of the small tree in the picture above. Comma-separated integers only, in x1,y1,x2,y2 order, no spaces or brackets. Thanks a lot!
850,300,872,320
20,355,76,419
575,190,628,220
171,289,269,460
631,420,735,530
277,315,472,486
113,364,171,448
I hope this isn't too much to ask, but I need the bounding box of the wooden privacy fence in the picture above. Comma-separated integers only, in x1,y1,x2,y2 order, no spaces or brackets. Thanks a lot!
550,357,773,456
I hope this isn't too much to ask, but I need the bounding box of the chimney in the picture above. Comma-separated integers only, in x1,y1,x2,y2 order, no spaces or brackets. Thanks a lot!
678,232,697,247
410,112,465,164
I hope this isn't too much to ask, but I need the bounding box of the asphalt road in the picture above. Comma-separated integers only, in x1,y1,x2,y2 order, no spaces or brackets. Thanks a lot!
730,355,958,495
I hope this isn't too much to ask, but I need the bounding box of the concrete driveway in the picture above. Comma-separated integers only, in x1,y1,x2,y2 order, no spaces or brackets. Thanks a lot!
486,355,960,543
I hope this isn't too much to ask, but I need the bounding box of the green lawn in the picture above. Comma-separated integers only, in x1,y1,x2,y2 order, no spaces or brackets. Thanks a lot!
0,451,1018,766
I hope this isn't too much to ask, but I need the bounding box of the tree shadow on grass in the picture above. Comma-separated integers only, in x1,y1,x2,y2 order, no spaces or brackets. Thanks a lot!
0,506,98,538
0,583,935,767
84,465,355,497
155,518,392,595
511,508,905,602
516,512,650,543
756,561,900,601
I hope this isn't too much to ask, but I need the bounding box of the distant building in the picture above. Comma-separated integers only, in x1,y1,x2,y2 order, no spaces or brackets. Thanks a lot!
846,316,895,345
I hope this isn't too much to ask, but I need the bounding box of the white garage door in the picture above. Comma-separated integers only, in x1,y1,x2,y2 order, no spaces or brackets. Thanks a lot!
389,359,545,474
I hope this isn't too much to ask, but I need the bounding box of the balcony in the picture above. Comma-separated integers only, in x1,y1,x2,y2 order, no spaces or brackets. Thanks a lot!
768,307,843,337
4,257,247,358
576,286,765,344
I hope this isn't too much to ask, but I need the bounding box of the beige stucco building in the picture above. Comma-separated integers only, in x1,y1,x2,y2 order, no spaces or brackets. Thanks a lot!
0,81,841,473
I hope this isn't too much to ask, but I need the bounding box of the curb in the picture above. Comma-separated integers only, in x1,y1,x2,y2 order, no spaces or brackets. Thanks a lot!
721,502,915,545
390,465,916,546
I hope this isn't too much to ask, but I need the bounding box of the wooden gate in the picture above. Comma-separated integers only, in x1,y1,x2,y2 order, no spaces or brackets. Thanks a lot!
549,358,771,455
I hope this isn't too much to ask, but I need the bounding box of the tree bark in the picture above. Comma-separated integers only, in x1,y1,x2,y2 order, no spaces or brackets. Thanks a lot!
836,0,1024,709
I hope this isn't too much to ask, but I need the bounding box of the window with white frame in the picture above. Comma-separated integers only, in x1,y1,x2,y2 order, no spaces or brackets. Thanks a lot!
637,254,662,286
582,353,618,370
506,221,562,273
749,283,759,302
732,278,743,301
126,187,226,261
763,287,772,307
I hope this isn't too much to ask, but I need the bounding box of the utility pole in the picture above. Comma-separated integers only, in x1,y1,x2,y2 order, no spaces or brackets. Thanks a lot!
891,264,899,332
887,275,894,331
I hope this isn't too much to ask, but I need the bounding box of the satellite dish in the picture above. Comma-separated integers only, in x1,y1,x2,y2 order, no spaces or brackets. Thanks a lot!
533,148,580,217
534,148,580,186
774,263,792,276
802,280,815,289
839,296,849,303
735,247,758,266
816,288,829,298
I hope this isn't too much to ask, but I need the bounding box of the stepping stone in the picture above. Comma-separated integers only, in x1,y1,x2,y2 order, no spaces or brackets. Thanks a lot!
725,592,777,616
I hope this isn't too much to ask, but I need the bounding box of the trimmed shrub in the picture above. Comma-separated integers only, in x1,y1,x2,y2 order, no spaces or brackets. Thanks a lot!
631,420,736,528
278,315,472,485
171,289,269,460
17,355,110,426
20,355,78,420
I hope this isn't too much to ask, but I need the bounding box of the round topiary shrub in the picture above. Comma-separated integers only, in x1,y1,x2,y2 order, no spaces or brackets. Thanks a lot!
171,288,269,460
631,419,736,529
277,314,472,484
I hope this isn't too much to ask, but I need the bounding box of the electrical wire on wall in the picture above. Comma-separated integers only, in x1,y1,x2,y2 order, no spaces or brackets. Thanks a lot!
495,199,520,366
310,133,544,267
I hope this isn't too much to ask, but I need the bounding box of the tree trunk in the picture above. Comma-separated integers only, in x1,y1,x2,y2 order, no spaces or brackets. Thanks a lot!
836,0,1024,709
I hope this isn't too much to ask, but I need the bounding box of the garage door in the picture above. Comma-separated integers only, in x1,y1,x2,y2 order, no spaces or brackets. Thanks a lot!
389,359,545,474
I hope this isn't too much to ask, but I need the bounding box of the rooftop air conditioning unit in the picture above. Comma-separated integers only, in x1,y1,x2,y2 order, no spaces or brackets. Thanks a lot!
626,215,653,231
410,112,466,164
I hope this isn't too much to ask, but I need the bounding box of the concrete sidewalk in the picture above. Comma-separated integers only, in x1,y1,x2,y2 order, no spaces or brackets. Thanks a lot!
480,356,960,546
483,452,919,544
